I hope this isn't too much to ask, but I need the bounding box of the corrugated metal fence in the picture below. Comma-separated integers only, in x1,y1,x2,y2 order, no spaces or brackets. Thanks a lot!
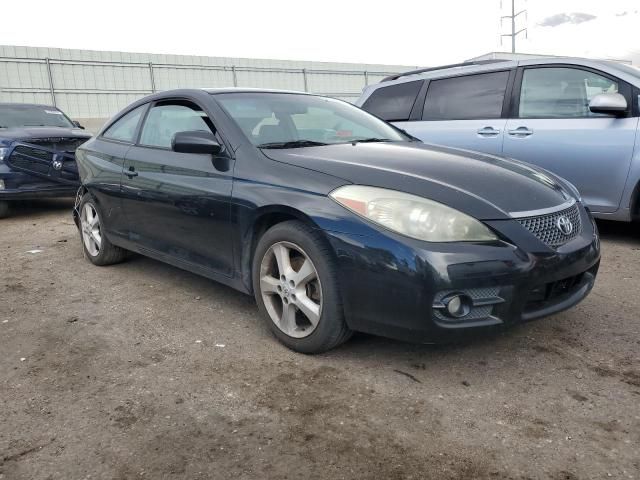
0,46,417,132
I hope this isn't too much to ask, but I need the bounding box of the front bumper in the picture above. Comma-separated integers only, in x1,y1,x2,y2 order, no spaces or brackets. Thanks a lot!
0,171,77,200
326,203,600,343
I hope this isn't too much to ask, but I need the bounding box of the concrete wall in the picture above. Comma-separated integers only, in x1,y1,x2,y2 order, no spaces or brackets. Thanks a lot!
0,45,420,133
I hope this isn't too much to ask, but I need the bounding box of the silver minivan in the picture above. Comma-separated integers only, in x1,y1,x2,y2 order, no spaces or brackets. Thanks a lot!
356,57,640,222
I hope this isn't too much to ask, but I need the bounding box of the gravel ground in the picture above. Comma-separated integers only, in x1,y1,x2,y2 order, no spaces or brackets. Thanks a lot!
1,199,639,480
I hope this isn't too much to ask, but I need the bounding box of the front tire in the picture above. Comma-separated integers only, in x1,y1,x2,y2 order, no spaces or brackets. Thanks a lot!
252,220,352,354
0,201,10,219
78,193,127,266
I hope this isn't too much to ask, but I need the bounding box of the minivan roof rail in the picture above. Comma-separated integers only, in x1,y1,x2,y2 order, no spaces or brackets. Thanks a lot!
381,59,510,82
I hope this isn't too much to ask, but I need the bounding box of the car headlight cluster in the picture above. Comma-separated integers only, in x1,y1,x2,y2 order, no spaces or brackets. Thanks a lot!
0,147,7,163
330,185,497,242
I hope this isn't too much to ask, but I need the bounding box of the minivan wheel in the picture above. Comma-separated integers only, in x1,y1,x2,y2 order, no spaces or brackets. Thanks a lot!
0,201,10,219
252,220,352,354
78,193,127,266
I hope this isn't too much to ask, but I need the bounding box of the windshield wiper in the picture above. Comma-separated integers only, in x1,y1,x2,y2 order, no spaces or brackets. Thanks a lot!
258,140,328,149
350,138,393,144
395,128,421,142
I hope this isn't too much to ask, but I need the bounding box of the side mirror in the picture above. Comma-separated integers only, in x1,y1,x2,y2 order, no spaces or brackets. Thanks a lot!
72,120,85,129
589,93,627,116
172,130,222,155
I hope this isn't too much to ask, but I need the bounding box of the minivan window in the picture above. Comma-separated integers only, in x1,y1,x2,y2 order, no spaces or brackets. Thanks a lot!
519,67,619,118
102,105,145,142
361,80,423,121
422,71,509,120
140,103,212,148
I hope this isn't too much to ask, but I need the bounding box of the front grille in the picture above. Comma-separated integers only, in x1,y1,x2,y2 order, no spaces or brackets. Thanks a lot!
524,263,598,315
26,137,88,152
6,142,79,184
516,203,582,248
526,273,585,306
13,145,54,162
9,155,50,174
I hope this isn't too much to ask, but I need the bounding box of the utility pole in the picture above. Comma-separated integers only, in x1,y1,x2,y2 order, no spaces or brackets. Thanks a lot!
501,0,527,53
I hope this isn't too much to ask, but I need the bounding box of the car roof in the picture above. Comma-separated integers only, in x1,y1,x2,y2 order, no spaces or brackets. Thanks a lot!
203,87,314,96
372,56,640,88
0,103,58,108
122,88,318,110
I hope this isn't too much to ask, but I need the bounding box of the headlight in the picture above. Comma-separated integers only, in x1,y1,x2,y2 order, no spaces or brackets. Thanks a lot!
0,147,7,163
330,185,497,242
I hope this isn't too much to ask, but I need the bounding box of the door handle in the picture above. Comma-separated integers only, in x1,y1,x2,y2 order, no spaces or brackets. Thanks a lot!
477,126,500,136
124,167,138,178
507,127,534,137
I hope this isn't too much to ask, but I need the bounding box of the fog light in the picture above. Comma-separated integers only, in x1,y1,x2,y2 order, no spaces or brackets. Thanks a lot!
444,293,472,318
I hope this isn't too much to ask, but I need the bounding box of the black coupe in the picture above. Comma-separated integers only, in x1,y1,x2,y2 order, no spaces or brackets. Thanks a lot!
74,89,600,353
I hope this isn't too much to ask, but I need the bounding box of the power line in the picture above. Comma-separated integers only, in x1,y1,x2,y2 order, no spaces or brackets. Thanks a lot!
500,0,527,53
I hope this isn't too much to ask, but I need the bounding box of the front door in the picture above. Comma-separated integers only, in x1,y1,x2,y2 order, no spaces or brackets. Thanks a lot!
120,100,234,275
502,66,638,213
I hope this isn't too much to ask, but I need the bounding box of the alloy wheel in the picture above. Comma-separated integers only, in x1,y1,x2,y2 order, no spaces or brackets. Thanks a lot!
259,241,323,338
80,203,102,257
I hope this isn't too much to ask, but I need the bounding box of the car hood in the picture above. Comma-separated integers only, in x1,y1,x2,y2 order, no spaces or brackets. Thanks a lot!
0,126,92,142
261,142,573,220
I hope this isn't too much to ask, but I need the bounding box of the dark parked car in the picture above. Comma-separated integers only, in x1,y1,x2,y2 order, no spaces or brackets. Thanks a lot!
74,89,600,353
0,103,91,218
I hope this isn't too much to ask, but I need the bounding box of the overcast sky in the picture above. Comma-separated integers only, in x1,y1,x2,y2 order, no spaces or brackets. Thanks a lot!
1,0,638,66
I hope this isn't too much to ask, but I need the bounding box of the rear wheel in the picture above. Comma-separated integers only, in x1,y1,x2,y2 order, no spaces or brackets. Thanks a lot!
79,194,127,266
0,201,10,219
252,221,352,353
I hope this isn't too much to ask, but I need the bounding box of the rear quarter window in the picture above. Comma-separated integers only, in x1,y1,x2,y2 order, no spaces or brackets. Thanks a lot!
102,105,145,143
361,80,423,121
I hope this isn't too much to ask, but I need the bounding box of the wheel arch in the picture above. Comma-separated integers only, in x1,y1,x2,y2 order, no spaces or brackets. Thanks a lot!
239,205,331,294
72,185,89,229
631,179,640,221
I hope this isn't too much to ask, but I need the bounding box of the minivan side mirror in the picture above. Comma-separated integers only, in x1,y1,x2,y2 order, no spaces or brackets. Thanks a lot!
72,120,85,129
172,130,222,155
589,93,627,116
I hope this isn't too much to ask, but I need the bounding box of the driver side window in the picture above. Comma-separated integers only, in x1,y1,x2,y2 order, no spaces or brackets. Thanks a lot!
140,102,214,148
519,67,619,118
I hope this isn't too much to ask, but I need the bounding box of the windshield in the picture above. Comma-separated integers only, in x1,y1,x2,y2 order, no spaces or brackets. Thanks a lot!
214,93,407,148
0,105,75,129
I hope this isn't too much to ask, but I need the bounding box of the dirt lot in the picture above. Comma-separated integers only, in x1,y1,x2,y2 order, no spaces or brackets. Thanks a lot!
1,199,639,480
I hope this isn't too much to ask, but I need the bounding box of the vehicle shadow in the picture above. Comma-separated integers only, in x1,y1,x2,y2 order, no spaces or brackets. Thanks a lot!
596,219,640,243
5,198,75,219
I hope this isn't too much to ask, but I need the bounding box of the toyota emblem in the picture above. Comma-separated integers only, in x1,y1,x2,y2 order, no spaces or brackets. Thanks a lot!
556,215,573,236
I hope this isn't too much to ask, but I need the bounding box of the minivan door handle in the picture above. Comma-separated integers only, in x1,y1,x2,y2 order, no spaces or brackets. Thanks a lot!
507,127,534,137
124,167,138,178
477,126,501,137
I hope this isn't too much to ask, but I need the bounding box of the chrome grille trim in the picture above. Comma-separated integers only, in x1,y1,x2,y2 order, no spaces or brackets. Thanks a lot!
516,203,582,248
509,198,575,218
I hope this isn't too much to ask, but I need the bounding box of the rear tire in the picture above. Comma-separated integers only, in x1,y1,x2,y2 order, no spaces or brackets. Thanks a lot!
252,220,352,354
0,201,10,219
78,193,127,266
